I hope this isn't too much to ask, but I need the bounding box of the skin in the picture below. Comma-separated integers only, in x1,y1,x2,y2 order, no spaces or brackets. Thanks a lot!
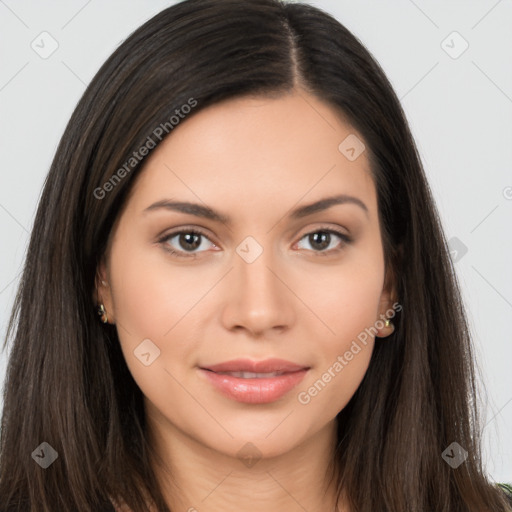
96,88,396,512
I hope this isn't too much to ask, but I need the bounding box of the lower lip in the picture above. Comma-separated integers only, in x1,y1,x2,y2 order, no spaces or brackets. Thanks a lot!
199,368,309,404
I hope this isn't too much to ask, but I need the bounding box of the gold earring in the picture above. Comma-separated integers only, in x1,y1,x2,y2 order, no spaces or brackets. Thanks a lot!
97,303,108,324
385,318,392,328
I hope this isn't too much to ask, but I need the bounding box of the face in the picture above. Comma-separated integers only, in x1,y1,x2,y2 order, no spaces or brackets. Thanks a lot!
96,90,395,462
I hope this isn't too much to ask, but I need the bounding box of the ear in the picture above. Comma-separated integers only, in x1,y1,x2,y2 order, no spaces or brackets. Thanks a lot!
375,263,399,339
93,257,115,324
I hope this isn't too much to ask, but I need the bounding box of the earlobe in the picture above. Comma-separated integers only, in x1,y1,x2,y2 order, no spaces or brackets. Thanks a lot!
376,295,398,338
376,317,395,338
94,261,115,324
97,303,109,324
376,267,399,339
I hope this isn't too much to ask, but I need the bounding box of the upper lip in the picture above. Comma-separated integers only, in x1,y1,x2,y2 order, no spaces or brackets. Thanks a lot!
201,358,309,373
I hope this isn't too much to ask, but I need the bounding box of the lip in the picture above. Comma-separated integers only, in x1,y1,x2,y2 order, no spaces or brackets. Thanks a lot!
199,358,310,404
202,358,308,373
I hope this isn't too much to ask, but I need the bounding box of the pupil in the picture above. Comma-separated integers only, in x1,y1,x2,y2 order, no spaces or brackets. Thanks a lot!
180,233,201,250
310,232,330,250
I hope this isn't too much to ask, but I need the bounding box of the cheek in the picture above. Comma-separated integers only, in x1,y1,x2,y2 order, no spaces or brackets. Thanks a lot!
297,344,374,417
294,254,384,340
109,235,209,338
297,301,376,415
293,255,383,411
107,239,199,382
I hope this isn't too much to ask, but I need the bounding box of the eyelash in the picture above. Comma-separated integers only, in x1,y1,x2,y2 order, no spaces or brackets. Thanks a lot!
157,228,212,259
157,226,352,259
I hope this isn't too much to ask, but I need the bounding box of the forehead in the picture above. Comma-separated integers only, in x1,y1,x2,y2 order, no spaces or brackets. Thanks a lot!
124,91,377,223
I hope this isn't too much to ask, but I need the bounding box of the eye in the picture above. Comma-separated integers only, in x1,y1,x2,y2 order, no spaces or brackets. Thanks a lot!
158,228,217,258
295,228,351,255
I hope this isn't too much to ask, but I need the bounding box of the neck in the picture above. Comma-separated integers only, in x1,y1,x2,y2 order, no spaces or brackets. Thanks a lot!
146,409,346,512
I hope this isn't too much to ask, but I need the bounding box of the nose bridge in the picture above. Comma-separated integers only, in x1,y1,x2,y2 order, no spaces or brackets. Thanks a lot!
238,246,277,296
221,235,294,334
236,239,282,307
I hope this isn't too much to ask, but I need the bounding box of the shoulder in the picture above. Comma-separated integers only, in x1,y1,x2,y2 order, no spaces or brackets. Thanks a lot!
497,483,512,507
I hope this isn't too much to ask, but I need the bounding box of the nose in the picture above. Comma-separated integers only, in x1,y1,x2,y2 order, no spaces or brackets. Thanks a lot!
220,246,296,337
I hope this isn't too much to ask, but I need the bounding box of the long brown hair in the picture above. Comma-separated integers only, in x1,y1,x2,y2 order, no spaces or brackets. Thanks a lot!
1,0,510,510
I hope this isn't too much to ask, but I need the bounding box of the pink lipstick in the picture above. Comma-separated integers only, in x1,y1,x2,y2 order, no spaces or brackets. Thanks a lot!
199,358,309,404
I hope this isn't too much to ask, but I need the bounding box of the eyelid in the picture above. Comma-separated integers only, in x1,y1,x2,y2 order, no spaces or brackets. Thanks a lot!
157,224,352,257
296,224,351,242
157,225,215,242
300,224,351,239
156,226,217,258
293,225,352,256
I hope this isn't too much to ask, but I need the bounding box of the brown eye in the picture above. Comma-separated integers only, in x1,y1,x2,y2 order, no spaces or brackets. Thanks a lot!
308,231,331,251
296,228,351,255
159,229,216,257
177,232,202,251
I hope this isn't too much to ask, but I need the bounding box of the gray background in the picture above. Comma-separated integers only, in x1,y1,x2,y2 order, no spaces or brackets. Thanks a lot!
0,0,511,482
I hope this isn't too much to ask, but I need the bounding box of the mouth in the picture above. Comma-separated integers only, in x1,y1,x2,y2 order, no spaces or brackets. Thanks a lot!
213,370,290,378
198,358,310,404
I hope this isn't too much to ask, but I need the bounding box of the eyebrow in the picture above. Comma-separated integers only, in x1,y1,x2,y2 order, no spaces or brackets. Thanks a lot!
142,194,369,224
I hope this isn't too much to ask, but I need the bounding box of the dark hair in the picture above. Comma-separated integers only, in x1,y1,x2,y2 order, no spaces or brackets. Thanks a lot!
1,0,510,511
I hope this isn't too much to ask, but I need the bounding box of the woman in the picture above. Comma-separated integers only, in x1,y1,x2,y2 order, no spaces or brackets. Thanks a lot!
0,0,510,510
